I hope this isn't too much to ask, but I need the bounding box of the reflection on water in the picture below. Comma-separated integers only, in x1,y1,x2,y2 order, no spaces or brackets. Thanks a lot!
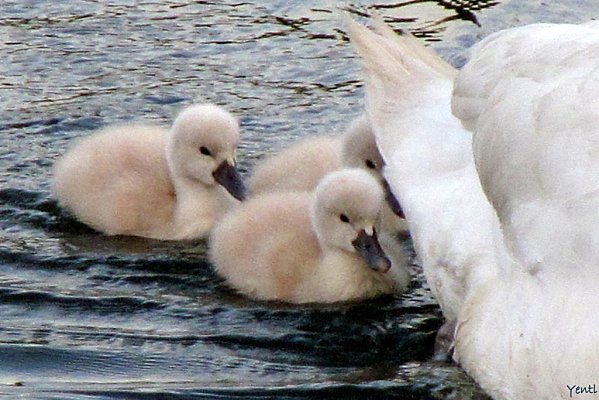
1,0,596,398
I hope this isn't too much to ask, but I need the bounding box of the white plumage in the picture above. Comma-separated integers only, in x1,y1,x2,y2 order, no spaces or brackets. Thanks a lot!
351,20,599,399
350,20,477,323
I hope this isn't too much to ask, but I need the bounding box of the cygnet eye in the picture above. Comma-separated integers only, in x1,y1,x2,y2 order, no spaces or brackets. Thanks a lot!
365,159,376,169
339,214,350,223
199,146,212,156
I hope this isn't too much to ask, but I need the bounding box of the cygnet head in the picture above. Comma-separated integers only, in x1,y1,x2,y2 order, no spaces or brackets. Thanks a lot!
342,115,385,173
341,115,404,218
167,103,246,201
311,168,391,272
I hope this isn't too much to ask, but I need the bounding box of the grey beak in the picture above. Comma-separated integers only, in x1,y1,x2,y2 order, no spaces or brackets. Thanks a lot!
212,160,246,201
352,228,392,273
382,179,405,218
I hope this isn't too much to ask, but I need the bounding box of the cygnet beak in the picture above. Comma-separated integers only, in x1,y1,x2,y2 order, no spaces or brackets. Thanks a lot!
382,178,405,218
351,228,391,273
212,160,246,201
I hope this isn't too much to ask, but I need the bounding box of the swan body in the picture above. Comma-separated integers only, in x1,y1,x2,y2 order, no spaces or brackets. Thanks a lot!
351,20,599,399
52,104,246,240
248,115,408,233
210,168,409,303
350,21,477,322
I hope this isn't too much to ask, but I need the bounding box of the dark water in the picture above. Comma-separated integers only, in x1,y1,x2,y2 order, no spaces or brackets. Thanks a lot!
1,1,597,399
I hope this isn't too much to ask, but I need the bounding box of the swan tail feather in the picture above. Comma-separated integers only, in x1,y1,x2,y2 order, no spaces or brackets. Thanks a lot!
349,20,411,90
370,16,457,79
349,20,450,147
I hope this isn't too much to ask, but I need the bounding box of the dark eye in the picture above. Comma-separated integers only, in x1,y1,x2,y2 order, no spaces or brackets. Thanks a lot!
200,146,212,156
365,159,376,169
339,214,350,223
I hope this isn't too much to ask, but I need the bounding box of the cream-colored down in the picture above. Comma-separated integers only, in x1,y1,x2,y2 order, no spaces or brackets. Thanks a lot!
248,115,408,234
210,169,409,303
52,104,242,240
248,135,342,195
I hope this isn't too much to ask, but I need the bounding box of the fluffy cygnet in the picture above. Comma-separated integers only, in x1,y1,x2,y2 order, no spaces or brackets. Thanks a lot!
52,103,246,240
248,115,407,233
210,168,410,303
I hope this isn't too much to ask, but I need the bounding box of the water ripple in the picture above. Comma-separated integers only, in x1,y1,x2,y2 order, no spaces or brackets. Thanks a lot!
4,0,594,399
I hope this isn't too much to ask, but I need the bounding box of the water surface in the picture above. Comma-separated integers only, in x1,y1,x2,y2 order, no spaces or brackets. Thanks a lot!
1,1,597,399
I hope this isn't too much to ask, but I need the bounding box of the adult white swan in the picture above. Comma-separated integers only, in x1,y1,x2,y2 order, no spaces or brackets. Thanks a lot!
351,20,599,399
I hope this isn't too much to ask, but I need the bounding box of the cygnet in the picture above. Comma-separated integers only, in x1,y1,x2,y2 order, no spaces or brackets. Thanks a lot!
248,115,407,233
210,168,410,303
52,103,246,240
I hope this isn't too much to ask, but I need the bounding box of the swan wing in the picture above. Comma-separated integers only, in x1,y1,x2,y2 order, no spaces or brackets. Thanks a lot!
349,21,504,320
457,23,599,275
